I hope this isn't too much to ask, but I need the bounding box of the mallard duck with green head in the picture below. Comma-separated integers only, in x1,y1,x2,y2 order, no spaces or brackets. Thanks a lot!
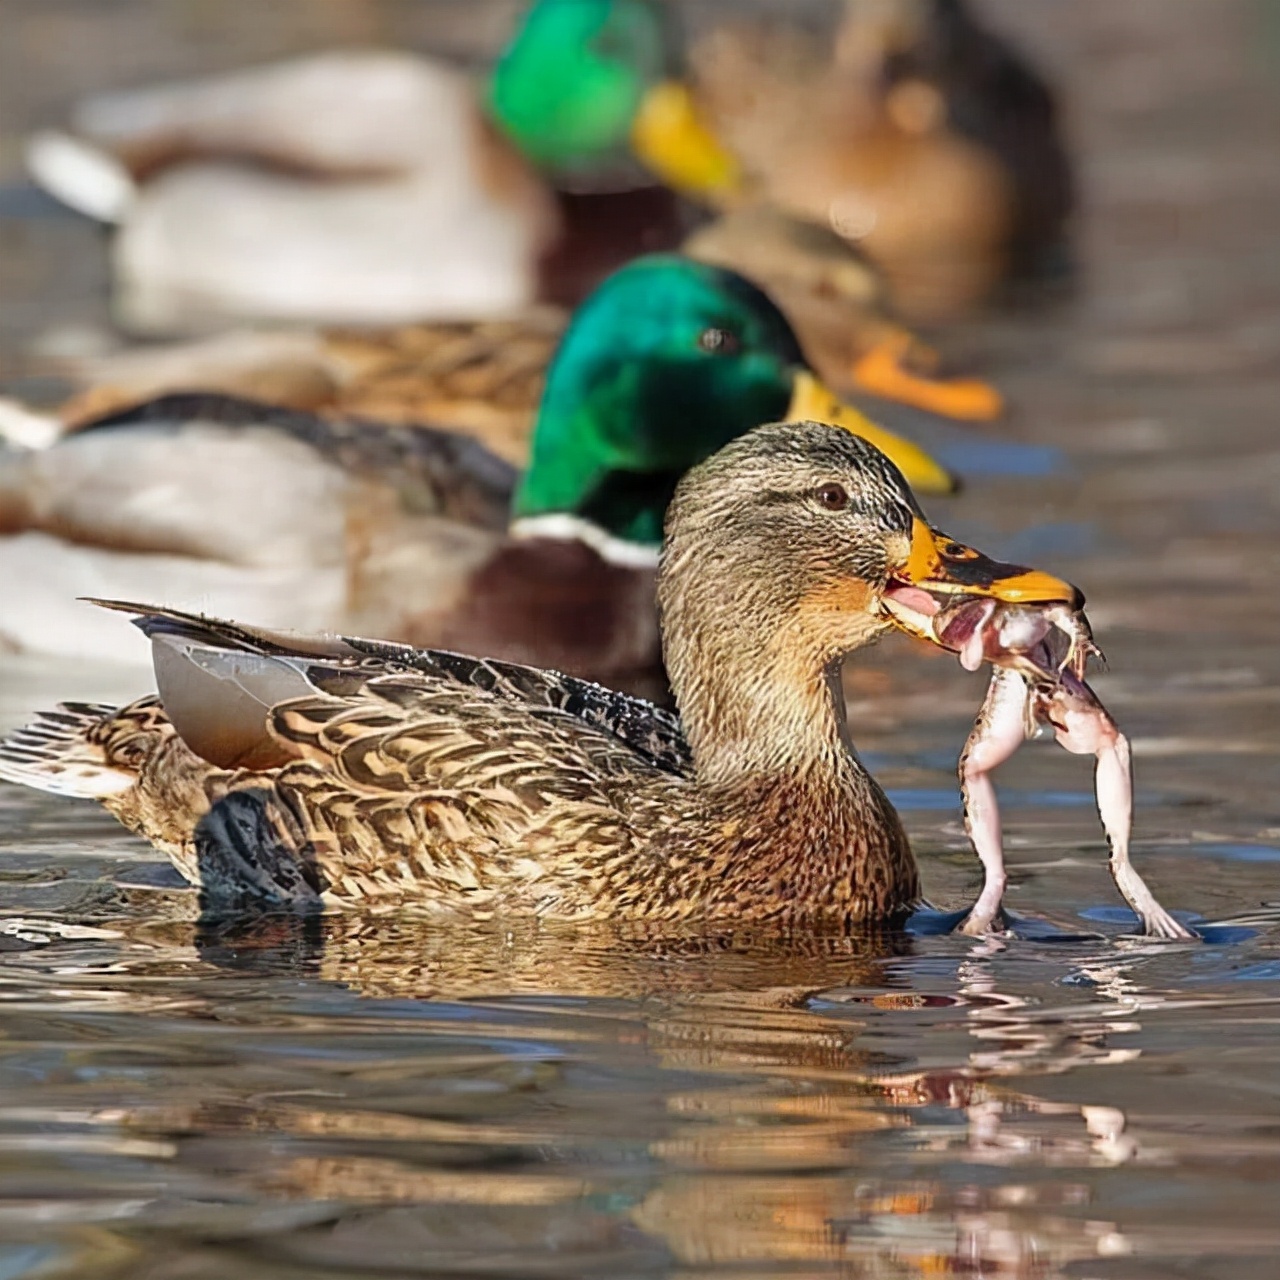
27,0,737,333
0,257,952,689
0,421,1077,924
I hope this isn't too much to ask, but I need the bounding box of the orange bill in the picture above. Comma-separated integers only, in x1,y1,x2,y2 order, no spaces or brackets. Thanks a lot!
851,329,1004,422
882,518,1082,642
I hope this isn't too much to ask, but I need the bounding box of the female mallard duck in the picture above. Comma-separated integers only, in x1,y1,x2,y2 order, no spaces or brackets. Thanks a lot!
26,1,737,334
688,0,1072,319
682,207,1003,420
0,422,1078,923
37,208,1003,448
0,257,952,684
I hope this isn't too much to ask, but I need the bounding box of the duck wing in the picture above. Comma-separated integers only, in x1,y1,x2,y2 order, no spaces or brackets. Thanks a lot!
99,601,689,910
0,394,518,661
75,392,518,530
99,601,691,778
48,314,560,468
338,634,690,775
320,315,561,466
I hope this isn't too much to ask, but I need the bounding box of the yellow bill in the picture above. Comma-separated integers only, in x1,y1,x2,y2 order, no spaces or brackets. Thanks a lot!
630,80,742,200
786,369,958,495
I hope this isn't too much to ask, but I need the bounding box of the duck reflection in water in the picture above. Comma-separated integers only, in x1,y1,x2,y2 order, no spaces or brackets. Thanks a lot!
103,908,1164,1279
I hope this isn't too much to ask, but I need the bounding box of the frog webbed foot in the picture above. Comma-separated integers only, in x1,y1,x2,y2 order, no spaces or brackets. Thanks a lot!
955,904,1010,937
1134,903,1198,941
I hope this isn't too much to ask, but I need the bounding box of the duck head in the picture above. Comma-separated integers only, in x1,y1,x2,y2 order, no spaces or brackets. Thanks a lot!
511,256,955,558
657,420,1077,781
488,0,739,196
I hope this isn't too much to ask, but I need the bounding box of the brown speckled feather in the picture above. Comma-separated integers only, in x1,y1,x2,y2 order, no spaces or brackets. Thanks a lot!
2,600,915,924
321,315,561,465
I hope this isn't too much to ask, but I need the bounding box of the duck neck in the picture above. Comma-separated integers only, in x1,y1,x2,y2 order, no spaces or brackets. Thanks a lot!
512,374,678,552
660,569,918,916
507,512,660,569
667,615,876,797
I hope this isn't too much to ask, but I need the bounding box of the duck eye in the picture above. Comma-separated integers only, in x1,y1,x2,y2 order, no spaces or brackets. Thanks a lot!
814,482,850,511
697,326,741,355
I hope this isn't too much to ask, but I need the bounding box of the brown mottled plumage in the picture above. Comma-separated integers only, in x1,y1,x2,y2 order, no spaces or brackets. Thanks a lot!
55,315,563,467
0,422,1076,924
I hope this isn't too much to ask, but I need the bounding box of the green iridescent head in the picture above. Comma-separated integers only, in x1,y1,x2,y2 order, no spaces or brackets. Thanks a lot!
487,0,671,173
513,256,954,550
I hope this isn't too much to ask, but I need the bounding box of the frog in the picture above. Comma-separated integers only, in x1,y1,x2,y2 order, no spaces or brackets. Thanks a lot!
930,598,1194,939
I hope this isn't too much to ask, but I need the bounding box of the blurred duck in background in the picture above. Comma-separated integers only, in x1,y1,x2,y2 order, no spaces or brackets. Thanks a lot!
26,0,739,334
34,209,1003,458
689,0,1073,319
682,206,1003,420
0,257,954,689
23,0,1066,365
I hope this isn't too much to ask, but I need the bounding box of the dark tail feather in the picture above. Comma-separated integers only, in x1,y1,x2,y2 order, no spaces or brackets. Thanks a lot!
0,702,134,798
